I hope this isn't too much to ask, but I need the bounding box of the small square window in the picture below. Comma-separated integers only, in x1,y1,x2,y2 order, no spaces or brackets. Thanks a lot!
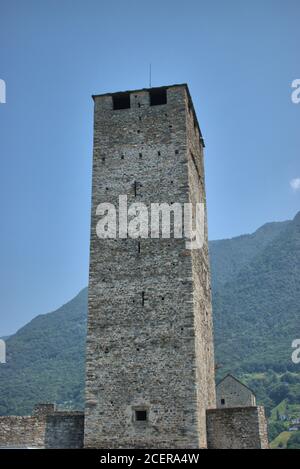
221,398,225,405
113,93,130,110
150,88,167,106
135,409,147,421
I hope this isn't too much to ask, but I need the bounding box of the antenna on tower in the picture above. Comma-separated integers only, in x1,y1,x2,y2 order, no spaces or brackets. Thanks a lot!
149,63,152,88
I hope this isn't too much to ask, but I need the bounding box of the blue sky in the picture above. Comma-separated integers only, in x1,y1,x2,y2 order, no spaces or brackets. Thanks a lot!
0,0,299,335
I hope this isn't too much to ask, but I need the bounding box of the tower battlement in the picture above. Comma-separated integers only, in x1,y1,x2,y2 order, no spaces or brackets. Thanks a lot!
91,84,204,147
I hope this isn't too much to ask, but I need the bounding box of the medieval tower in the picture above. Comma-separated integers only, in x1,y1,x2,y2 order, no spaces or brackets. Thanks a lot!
84,84,216,448
0,84,269,450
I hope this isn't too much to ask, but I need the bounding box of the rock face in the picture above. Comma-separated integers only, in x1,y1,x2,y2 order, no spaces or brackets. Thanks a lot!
84,84,216,448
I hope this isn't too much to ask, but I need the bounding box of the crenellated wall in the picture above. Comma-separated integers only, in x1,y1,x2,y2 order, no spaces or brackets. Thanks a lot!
0,405,84,449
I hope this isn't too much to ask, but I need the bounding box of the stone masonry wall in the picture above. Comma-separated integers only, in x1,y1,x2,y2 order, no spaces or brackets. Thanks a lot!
84,84,215,448
0,416,46,448
206,406,269,449
0,405,84,448
186,90,216,447
44,413,84,448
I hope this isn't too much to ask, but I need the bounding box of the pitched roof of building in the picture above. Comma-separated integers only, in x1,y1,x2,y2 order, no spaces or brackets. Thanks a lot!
216,373,256,397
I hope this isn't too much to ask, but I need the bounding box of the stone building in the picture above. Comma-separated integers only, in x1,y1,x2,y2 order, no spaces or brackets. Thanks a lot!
84,84,268,449
216,374,257,408
85,84,216,449
0,84,269,449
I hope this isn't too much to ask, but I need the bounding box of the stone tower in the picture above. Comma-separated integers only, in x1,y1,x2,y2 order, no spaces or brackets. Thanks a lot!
84,84,216,448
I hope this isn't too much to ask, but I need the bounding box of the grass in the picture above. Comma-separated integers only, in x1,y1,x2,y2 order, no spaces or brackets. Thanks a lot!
270,399,288,420
270,432,292,449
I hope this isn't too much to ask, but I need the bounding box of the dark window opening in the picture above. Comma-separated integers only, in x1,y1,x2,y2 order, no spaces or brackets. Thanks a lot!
142,291,145,306
135,410,147,421
113,93,130,110
138,241,141,254
150,88,167,106
221,398,225,405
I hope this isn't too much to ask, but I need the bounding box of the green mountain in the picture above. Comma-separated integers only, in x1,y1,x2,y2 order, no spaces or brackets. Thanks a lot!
212,211,300,375
0,212,299,423
0,289,87,415
210,219,290,291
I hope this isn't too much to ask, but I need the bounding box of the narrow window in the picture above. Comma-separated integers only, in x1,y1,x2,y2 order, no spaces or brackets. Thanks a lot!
142,291,145,306
221,398,225,405
135,410,147,421
113,92,130,110
149,88,167,106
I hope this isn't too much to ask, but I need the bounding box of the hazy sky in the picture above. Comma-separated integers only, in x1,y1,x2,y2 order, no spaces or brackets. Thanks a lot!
0,0,299,335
